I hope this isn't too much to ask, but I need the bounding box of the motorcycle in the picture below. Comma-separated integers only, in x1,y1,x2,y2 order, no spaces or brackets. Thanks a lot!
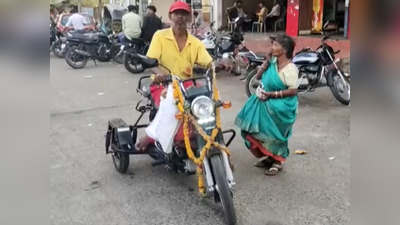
121,37,150,74
105,54,237,225
201,19,249,76
50,20,67,58
64,30,114,69
245,32,351,105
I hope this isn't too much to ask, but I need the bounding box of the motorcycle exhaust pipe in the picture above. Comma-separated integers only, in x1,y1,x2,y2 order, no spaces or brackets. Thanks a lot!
74,49,91,57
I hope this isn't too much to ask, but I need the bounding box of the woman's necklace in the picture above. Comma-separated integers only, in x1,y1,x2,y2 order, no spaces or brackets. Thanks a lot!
277,59,290,68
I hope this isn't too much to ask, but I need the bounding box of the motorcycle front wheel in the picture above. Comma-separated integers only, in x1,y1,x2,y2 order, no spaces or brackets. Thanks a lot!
111,44,123,64
52,40,65,58
329,70,350,105
210,155,237,225
123,51,145,74
245,69,260,97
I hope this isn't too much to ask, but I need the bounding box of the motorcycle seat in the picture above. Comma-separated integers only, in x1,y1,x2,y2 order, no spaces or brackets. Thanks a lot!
125,37,148,45
67,32,100,43
245,54,266,62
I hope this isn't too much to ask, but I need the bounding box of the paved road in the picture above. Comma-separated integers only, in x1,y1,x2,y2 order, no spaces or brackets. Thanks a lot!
50,57,350,225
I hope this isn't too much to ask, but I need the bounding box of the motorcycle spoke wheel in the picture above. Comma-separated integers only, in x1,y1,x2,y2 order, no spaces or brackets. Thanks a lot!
329,71,350,105
210,156,237,225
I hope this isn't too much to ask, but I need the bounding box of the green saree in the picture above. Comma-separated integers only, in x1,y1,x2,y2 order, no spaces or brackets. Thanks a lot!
234,58,298,161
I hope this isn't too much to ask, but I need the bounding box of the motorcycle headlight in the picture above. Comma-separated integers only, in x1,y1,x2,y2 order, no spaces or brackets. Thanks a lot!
191,96,214,119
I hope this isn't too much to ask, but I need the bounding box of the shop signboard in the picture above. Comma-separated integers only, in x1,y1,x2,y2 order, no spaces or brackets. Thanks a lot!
311,0,324,33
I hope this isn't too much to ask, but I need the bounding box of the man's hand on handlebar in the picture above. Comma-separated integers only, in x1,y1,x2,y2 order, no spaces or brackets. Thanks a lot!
153,72,168,83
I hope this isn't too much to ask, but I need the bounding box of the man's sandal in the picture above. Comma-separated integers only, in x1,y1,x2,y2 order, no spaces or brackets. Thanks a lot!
264,163,282,176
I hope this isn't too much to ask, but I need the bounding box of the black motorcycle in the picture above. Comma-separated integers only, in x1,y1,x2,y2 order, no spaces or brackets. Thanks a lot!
122,37,149,74
50,20,66,58
245,33,350,105
64,31,114,69
105,54,237,224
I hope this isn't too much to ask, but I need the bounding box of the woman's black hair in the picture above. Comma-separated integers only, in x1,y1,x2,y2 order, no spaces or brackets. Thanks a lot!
147,5,157,13
273,34,296,59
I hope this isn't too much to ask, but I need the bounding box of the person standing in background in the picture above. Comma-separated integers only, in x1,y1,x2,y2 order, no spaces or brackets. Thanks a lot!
140,5,163,42
65,8,86,32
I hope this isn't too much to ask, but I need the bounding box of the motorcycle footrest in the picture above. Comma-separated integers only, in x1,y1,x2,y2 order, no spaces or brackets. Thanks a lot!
151,159,165,167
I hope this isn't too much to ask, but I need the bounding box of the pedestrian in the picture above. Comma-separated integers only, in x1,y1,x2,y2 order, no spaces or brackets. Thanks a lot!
234,34,299,176
65,8,86,32
121,5,141,43
140,5,163,42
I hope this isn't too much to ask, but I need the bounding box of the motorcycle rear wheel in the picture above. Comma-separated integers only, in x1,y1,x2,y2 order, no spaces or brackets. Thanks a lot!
329,70,350,105
210,155,237,225
123,51,145,74
65,46,88,69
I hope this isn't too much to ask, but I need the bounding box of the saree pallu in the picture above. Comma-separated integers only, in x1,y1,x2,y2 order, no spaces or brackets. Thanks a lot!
234,60,298,162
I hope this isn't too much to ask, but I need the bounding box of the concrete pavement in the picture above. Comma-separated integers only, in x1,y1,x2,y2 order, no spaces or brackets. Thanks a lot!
50,57,350,225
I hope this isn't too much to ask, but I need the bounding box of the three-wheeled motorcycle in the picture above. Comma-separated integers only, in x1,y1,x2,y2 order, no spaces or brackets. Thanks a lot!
104,54,238,225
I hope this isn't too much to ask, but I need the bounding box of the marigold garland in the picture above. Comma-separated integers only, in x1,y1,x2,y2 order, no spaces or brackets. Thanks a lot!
172,67,231,194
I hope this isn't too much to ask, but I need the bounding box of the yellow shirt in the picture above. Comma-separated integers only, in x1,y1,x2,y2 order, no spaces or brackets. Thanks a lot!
257,7,267,23
146,28,213,80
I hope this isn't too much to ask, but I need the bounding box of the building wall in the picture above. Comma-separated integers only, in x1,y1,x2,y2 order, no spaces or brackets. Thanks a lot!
151,0,175,23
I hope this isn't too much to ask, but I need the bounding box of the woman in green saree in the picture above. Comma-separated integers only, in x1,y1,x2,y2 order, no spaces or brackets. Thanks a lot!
235,34,299,176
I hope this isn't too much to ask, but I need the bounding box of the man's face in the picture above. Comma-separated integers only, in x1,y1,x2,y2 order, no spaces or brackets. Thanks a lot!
169,10,190,30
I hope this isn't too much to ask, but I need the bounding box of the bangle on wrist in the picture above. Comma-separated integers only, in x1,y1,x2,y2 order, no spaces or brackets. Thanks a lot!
280,90,283,98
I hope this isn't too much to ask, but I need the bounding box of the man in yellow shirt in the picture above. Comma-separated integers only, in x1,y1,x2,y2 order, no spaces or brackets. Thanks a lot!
257,2,268,23
136,1,231,150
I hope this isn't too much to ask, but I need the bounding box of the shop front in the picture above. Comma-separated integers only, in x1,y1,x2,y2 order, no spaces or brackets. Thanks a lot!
286,0,350,39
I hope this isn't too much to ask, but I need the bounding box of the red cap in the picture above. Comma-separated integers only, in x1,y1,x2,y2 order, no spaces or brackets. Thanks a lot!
169,1,191,13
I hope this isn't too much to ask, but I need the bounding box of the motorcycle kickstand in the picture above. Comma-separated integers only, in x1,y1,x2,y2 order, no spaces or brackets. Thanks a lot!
92,58,97,66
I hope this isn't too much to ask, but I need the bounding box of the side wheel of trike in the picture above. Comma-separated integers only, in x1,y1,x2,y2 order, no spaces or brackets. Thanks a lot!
65,46,88,69
111,129,130,174
123,51,145,74
210,155,237,225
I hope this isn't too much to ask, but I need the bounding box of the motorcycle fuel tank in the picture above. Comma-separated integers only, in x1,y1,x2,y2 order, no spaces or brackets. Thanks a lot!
292,52,320,65
202,39,215,49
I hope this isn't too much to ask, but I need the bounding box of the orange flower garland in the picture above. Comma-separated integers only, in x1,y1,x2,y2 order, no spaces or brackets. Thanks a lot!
172,68,231,194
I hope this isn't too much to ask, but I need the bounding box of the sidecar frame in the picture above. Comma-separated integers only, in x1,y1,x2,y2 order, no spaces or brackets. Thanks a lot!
105,75,237,166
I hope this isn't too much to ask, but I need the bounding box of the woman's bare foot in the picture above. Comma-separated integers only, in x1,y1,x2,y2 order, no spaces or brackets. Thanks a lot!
136,136,152,151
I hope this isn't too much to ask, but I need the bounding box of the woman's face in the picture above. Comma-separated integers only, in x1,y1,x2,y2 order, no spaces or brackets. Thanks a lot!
271,41,285,57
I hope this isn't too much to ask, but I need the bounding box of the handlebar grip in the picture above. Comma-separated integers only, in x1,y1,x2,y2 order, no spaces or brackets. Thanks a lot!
334,50,340,55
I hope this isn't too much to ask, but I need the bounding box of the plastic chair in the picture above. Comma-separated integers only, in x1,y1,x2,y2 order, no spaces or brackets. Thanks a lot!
227,16,235,32
273,7,286,32
252,21,265,33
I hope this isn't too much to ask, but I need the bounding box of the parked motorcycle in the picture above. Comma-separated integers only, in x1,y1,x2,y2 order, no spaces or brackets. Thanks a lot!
201,20,247,76
122,37,150,74
50,20,67,58
245,33,351,105
105,54,237,224
64,31,113,69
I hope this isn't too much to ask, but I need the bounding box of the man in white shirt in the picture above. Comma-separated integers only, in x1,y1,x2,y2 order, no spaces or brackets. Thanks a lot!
65,9,86,31
122,5,142,41
265,0,281,30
